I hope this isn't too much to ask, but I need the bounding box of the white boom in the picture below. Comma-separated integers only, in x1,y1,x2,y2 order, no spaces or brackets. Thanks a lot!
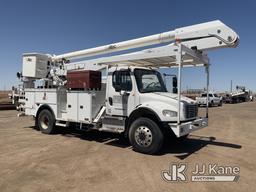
52,20,238,62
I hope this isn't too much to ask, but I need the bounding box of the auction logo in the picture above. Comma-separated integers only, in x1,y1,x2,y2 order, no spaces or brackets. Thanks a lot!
162,163,240,182
162,163,187,182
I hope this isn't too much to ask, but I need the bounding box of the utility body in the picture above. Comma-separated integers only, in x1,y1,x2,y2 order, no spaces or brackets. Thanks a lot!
17,20,239,154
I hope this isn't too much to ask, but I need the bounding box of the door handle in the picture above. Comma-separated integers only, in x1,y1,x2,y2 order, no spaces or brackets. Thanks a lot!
108,97,113,106
120,90,130,96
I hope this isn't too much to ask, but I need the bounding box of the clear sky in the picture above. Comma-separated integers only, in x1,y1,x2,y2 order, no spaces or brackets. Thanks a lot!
0,0,255,92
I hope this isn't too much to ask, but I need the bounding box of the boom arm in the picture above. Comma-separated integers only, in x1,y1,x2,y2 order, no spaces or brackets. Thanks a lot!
20,20,239,85
52,20,239,62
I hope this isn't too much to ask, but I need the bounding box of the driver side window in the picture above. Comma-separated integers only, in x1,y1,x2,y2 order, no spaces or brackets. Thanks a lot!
112,70,132,91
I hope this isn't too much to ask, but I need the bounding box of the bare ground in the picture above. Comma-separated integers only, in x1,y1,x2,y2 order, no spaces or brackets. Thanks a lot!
0,91,11,104
0,102,256,192
0,91,15,110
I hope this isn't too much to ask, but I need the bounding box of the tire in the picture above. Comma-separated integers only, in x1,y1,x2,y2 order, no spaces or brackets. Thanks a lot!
37,109,56,134
129,117,163,154
209,100,213,107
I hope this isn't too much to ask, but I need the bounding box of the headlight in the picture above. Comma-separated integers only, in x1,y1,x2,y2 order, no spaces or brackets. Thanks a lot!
162,110,177,117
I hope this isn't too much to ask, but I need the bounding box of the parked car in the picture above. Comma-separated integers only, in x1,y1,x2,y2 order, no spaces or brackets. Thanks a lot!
196,93,222,107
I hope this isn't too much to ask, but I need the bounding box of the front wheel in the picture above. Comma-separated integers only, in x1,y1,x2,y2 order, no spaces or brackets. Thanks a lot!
37,109,56,134
129,118,163,154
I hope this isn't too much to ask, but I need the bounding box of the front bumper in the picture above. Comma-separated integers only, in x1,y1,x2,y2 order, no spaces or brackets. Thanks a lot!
197,101,207,105
168,117,208,137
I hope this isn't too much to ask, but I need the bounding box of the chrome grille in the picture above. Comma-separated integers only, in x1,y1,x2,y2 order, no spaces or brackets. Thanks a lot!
185,104,198,119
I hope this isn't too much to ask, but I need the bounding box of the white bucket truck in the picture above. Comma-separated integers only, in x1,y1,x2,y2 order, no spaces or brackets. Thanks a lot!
18,20,239,154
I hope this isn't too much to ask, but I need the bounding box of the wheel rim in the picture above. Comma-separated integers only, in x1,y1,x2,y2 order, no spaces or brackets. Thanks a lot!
40,114,49,130
134,126,153,147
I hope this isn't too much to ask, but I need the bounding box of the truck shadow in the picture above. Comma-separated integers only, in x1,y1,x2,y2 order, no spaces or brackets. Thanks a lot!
0,104,16,110
161,135,242,159
58,127,131,148
27,126,242,159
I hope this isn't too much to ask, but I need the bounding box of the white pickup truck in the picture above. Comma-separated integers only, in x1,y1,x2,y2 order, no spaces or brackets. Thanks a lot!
196,93,222,107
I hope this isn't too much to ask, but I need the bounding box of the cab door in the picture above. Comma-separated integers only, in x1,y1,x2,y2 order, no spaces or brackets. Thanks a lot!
106,69,133,116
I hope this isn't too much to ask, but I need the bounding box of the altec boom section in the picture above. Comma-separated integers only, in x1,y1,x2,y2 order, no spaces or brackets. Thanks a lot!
51,20,239,62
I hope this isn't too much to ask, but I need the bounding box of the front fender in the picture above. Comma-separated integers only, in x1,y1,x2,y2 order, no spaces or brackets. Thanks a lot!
137,101,182,122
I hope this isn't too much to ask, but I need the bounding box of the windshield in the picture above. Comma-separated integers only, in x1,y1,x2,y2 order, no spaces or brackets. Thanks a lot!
134,69,167,93
201,94,213,97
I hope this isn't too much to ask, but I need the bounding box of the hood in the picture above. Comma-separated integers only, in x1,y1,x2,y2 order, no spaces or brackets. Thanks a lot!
149,92,196,104
138,92,196,121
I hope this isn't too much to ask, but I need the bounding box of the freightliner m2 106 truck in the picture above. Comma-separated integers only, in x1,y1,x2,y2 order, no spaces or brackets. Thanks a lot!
17,20,239,154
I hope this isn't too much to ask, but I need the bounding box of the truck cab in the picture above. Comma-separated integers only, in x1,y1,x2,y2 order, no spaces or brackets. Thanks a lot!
100,66,202,154
106,66,197,121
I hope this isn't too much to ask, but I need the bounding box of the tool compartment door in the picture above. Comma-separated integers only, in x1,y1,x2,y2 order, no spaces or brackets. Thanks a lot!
78,93,92,122
67,92,78,121
25,91,35,109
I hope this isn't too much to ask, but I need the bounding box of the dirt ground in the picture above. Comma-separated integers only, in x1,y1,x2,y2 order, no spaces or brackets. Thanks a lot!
0,102,255,192
0,91,11,104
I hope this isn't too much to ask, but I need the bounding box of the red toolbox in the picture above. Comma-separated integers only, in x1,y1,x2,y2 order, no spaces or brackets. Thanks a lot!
67,70,101,90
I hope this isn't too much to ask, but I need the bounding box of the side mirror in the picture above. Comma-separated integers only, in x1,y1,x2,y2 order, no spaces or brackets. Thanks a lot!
16,72,22,79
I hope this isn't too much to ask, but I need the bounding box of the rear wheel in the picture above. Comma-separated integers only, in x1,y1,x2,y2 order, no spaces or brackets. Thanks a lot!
129,117,163,154
37,109,56,134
